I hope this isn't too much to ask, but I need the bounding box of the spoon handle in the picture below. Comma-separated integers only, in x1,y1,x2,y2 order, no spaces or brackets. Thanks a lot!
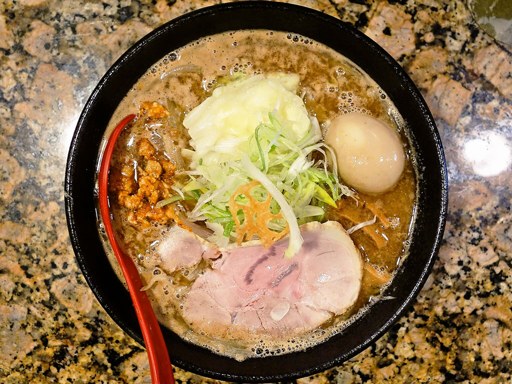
98,114,175,384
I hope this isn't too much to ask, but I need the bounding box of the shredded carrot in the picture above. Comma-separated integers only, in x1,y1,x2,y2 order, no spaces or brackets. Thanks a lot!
363,200,391,229
228,180,288,246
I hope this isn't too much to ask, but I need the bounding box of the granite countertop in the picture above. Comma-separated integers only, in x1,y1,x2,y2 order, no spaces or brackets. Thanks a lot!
1,0,511,383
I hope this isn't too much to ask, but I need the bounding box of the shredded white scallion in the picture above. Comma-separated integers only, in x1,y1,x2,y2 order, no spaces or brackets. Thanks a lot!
171,185,185,199
179,74,352,256
346,215,377,235
160,64,202,80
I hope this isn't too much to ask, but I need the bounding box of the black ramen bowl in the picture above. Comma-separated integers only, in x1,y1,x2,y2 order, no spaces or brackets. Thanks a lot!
65,2,448,382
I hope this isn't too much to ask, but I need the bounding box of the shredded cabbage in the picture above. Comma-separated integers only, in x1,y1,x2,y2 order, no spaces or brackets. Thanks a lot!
180,74,352,257
183,73,310,180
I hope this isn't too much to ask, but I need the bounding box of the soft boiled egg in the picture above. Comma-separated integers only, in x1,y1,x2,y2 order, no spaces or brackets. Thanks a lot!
325,112,405,194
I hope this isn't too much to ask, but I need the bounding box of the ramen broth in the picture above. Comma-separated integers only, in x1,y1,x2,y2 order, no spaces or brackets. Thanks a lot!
101,30,417,360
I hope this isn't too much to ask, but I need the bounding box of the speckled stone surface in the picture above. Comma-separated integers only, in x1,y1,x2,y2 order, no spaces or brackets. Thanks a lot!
1,0,511,383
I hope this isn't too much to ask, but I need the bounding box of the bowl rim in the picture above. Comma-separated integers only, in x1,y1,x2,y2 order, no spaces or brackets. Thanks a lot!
65,1,448,382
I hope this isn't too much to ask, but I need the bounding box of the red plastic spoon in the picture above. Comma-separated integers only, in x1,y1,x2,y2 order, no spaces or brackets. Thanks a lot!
98,114,175,384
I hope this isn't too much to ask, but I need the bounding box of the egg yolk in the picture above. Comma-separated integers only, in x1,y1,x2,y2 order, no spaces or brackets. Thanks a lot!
325,112,405,194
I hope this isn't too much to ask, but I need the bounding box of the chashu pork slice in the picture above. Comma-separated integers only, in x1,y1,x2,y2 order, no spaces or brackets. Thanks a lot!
156,225,220,274
181,221,363,340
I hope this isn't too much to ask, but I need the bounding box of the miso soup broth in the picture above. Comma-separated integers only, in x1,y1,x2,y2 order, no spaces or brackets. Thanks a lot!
98,30,417,361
